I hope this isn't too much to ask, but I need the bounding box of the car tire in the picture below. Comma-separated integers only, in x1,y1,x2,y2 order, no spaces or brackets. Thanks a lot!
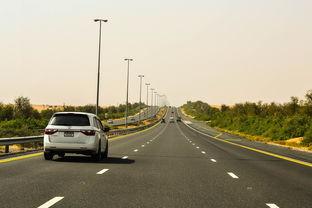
101,142,108,159
92,143,101,162
44,152,54,160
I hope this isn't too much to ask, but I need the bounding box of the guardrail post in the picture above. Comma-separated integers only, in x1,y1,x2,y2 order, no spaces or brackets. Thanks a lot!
5,145,9,153
34,142,38,150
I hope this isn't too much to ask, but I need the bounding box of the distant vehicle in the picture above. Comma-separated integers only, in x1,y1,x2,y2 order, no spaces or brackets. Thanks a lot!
107,120,114,124
169,117,175,123
43,112,109,161
176,116,181,122
130,117,135,121
161,118,166,123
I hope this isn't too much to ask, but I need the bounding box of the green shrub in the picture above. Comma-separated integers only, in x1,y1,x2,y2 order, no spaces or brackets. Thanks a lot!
302,126,312,146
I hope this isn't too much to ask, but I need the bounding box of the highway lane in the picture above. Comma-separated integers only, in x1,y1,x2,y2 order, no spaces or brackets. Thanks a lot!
0,107,311,207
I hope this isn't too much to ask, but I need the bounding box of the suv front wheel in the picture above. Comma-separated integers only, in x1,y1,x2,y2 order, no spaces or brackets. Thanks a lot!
101,142,108,159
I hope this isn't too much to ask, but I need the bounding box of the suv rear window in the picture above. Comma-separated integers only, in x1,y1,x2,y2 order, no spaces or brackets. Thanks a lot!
50,114,90,126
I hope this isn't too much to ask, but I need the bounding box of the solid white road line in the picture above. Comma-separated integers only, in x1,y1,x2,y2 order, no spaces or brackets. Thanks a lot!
227,172,239,179
122,156,128,159
96,169,109,175
210,159,217,162
134,149,138,152
266,203,279,208
201,151,206,154
38,197,64,208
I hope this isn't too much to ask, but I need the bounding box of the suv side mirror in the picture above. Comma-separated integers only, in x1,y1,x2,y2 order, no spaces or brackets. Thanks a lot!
103,126,110,132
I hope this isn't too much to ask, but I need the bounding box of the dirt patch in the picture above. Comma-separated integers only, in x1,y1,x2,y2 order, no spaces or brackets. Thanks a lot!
180,108,195,119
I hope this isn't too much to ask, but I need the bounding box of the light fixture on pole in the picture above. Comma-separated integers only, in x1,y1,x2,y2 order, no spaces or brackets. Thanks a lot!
94,18,108,115
124,58,133,128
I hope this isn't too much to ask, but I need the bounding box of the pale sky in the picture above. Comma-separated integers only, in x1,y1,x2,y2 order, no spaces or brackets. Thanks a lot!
1,0,311,106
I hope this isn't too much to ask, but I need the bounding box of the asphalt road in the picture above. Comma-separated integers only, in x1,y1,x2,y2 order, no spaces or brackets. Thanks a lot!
0,107,311,208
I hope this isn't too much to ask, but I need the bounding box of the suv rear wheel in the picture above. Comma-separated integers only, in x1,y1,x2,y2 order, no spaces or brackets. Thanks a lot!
44,152,54,160
92,143,101,161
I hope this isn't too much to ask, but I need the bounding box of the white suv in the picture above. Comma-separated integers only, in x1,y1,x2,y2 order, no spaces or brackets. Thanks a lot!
43,112,109,161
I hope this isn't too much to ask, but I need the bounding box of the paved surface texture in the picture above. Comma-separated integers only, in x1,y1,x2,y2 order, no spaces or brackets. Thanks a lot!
0,107,311,208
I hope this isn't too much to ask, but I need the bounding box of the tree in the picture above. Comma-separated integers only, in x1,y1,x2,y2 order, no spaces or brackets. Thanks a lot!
14,97,33,119
0,103,14,121
304,90,312,116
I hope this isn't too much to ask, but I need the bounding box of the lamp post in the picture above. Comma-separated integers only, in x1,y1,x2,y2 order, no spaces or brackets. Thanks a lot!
145,83,151,119
150,88,154,118
124,58,133,128
138,75,144,123
154,91,157,117
154,92,157,106
145,83,150,118
94,18,108,115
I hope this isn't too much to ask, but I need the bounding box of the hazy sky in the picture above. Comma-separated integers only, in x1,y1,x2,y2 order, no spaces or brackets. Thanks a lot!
1,0,311,106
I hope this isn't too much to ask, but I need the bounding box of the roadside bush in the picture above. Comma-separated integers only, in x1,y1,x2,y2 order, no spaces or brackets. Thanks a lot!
182,89,312,143
302,126,312,146
0,127,34,138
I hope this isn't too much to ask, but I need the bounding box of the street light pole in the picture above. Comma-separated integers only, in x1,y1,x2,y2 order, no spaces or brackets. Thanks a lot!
145,83,150,118
138,75,144,123
124,58,133,128
154,91,157,117
94,18,108,115
150,88,154,118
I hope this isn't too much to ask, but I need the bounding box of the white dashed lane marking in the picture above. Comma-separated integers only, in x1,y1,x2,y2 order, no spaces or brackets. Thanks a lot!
266,204,279,208
38,197,64,208
210,159,217,162
122,156,128,159
201,151,206,154
96,169,109,175
196,146,199,149
134,149,138,152
227,172,239,179
141,145,145,147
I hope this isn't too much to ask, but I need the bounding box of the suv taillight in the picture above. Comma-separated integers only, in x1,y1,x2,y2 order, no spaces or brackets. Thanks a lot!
44,129,58,135
81,130,96,136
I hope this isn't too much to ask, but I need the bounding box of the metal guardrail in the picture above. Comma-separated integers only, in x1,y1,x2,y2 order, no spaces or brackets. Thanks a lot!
0,136,43,154
106,119,160,137
105,107,160,127
0,109,166,154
